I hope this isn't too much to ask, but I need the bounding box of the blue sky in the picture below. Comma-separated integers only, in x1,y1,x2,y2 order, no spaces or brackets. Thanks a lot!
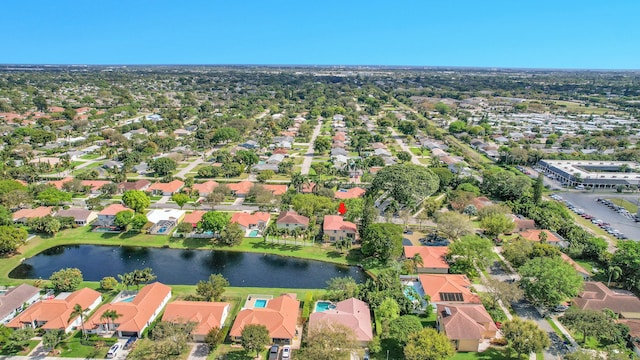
2,0,639,69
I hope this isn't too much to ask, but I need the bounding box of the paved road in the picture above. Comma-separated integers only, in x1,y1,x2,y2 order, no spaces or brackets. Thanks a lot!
40,155,106,179
300,120,323,175
388,128,421,165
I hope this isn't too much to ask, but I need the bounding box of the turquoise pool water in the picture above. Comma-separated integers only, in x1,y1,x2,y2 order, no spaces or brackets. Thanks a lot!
254,299,268,308
249,230,259,237
315,301,336,312
119,296,135,303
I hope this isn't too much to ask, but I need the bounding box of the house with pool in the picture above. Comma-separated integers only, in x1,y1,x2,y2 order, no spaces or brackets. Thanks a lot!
230,211,270,236
230,294,300,345
146,209,186,235
162,301,230,342
84,282,172,337
401,274,481,312
8,288,102,333
308,298,373,346
276,211,309,231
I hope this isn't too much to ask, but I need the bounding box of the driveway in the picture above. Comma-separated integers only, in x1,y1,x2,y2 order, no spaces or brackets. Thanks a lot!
389,128,421,165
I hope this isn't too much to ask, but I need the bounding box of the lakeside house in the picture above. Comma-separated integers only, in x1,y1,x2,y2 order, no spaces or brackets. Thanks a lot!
230,212,270,233
85,282,171,338
162,301,231,342
55,208,97,226
12,206,54,224
230,294,300,345
308,298,373,346
323,215,357,243
8,288,102,333
95,204,130,228
276,211,309,230
403,246,450,274
0,284,41,324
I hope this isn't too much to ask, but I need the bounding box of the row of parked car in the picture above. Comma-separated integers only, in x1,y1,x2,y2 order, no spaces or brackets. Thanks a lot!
269,344,291,360
550,194,629,240
596,198,640,222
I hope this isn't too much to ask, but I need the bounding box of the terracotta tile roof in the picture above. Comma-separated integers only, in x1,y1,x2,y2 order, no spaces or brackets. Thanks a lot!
12,206,53,221
308,298,373,342
119,179,151,191
55,208,94,221
98,204,130,216
437,304,498,340
418,274,481,303
323,215,357,233
48,106,65,113
403,246,450,270
81,180,111,191
276,211,309,226
227,181,253,195
192,181,219,195
183,210,207,226
8,288,101,331
85,282,171,334
334,187,366,199
230,294,299,340
230,212,271,228
162,301,230,337
262,184,287,196
518,229,560,243
471,197,493,210
148,180,185,193
510,214,536,231
48,177,73,189
272,148,289,155
573,282,640,313
0,284,40,320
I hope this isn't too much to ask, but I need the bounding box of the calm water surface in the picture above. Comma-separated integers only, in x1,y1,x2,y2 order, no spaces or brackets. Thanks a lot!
9,245,367,288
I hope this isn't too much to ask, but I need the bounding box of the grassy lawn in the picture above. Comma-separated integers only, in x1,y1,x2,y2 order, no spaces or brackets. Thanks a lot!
409,147,422,155
0,226,353,284
70,161,85,168
210,344,270,360
606,198,638,213
420,310,437,328
450,348,526,360
58,333,116,358
0,340,40,356
80,153,101,160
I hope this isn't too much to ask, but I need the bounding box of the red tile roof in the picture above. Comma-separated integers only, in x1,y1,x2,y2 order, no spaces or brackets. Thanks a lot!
85,282,171,334
403,246,450,270
230,294,299,340
418,274,481,303
99,204,130,216
573,282,640,313
48,177,73,189
81,180,111,191
334,187,366,199
162,301,230,337
323,215,357,233
12,206,53,221
119,179,151,191
227,181,253,195
262,184,287,196
308,298,373,342
518,229,560,243
183,210,207,227
276,211,309,227
8,288,101,331
437,304,498,340
230,212,271,228
192,181,219,195
148,180,185,194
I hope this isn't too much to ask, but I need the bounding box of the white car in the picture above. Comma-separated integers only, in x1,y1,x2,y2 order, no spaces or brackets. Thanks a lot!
281,345,291,359
106,343,121,358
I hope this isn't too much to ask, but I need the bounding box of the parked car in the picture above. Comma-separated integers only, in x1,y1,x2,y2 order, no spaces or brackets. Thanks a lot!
553,305,569,312
268,345,279,360
107,343,121,359
282,345,291,359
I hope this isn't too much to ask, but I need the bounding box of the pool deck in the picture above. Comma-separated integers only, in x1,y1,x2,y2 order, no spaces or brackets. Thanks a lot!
243,294,273,309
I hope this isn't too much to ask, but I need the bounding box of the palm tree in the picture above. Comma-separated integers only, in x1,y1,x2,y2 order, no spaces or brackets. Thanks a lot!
607,266,622,287
69,304,88,340
411,253,424,273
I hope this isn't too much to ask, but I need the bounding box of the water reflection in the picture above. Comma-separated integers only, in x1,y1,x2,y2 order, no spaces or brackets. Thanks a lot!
9,245,366,288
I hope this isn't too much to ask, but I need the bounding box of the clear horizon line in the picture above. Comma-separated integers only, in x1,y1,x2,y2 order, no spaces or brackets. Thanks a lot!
0,63,639,72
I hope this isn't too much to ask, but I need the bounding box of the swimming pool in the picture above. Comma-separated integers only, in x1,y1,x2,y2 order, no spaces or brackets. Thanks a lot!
314,301,336,313
254,299,268,308
248,230,259,237
119,296,136,303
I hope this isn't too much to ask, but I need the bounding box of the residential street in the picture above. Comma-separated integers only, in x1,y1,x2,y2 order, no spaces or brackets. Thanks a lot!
388,127,421,165
300,120,323,175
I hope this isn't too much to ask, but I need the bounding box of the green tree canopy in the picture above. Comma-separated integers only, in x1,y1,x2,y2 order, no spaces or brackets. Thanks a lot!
198,211,230,234
196,274,229,301
519,256,584,307
502,318,550,359
302,322,358,360
369,164,439,207
122,190,150,213
241,324,270,356
404,327,455,360
360,223,403,263
150,157,177,177
0,226,28,254
49,268,83,292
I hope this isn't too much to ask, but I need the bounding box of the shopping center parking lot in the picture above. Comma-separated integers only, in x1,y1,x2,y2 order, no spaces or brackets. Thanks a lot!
551,192,640,241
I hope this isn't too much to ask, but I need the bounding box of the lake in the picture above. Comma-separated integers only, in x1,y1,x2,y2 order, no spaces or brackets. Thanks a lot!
9,245,367,288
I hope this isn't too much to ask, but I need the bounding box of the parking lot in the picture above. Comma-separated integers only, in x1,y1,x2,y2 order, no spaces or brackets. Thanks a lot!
552,192,640,241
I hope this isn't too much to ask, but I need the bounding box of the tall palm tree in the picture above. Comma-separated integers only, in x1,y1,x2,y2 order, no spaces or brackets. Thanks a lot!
69,304,88,340
411,254,424,273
